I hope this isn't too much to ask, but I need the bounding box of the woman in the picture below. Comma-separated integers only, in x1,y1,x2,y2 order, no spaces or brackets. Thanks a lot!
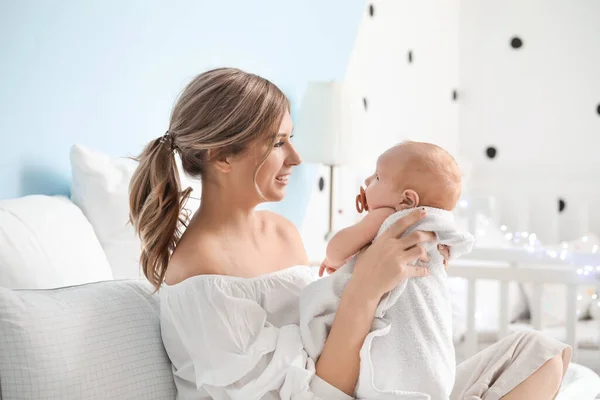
129,68,571,400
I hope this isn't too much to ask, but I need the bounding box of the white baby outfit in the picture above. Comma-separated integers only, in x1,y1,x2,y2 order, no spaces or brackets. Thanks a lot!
300,207,474,400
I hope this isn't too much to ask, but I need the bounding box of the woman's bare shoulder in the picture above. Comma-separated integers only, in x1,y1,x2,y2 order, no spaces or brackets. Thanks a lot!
258,211,309,264
164,233,224,285
258,210,298,238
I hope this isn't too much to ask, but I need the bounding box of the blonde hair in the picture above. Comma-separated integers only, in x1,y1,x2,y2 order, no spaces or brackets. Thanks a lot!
129,68,290,289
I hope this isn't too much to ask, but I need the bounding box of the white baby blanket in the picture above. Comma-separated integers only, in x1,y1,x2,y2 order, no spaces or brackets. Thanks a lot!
300,207,474,400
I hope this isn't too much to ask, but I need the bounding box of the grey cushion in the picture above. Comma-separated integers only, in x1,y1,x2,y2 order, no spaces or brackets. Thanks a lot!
0,280,176,399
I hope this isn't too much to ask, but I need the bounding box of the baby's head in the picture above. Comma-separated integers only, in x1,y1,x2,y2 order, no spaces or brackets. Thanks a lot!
358,141,461,212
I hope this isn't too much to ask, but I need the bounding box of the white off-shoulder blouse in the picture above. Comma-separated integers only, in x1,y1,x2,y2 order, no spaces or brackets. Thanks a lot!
160,265,353,400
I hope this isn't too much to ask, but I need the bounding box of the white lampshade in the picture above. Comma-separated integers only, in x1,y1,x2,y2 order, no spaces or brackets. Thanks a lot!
294,81,367,166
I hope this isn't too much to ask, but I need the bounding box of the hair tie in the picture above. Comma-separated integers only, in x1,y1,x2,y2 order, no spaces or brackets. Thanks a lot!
159,131,178,152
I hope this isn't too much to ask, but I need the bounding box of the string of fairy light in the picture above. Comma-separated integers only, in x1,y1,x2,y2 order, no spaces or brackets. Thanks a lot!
457,199,600,316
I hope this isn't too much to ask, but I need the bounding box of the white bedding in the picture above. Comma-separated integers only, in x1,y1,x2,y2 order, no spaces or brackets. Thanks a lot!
556,363,600,400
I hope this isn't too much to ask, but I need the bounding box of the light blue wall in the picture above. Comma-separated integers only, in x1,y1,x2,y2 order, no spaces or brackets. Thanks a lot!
0,0,365,227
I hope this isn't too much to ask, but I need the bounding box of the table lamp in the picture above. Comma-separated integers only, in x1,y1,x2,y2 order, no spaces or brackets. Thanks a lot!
294,81,367,239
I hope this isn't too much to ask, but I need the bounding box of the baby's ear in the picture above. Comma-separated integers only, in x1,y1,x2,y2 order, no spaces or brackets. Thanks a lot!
395,189,420,211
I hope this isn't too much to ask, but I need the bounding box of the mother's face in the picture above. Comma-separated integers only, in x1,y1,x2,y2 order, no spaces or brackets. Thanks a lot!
231,111,302,203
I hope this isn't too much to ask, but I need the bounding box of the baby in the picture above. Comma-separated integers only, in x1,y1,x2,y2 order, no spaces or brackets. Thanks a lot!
299,141,474,400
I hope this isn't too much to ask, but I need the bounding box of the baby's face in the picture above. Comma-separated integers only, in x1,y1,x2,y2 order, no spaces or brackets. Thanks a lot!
363,149,407,211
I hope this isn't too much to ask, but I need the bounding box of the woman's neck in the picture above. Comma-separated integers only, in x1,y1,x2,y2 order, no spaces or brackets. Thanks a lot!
190,181,260,234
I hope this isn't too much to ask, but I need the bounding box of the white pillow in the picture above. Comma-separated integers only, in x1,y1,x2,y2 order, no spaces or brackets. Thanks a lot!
70,144,201,280
0,195,113,289
0,280,176,399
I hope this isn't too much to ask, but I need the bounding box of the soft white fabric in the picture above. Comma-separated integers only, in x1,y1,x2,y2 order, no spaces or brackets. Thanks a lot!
300,208,474,400
70,144,201,279
159,266,353,400
0,195,113,289
0,279,176,399
160,264,579,400
556,362,600,400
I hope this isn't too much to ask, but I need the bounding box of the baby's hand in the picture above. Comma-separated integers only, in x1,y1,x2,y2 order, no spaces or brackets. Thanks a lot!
318,259,339,277
318,256,355,276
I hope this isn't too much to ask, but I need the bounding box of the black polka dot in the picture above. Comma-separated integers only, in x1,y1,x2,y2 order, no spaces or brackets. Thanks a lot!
452,90,458,101
408,50,413,64
510,36,523,49
363,97,368,110
369,4,374,17
485,146,497,159
596,103,600,115
558,198,566,213
318,177,325,192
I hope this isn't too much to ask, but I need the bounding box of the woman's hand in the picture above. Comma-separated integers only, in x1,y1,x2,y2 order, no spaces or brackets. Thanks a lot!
348,208,435,302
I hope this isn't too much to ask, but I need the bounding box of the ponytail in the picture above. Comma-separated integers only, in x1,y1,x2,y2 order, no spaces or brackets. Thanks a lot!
129,67,291,289
129,136,192,290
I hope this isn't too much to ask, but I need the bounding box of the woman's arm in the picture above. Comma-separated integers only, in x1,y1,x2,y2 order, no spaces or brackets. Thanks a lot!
315,209,435,396
319,245,452,393
314,280,379,395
